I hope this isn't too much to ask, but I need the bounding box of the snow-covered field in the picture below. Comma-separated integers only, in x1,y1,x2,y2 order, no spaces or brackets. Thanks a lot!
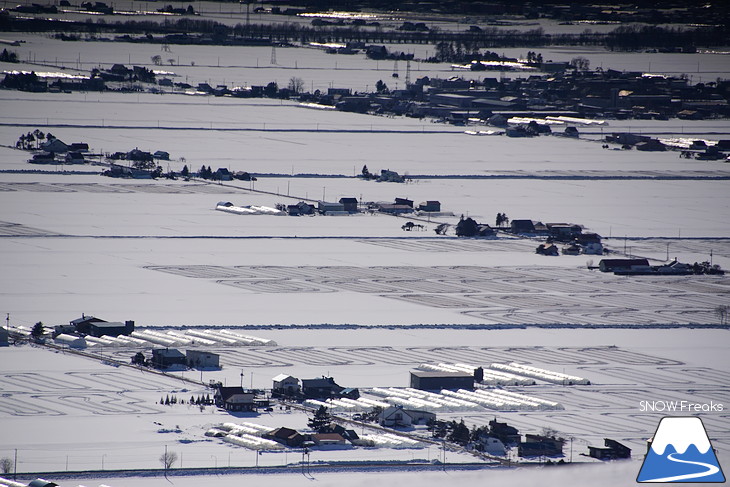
1,36,730,487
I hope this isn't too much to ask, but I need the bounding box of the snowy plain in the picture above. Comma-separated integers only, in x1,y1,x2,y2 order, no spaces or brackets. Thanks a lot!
1,31,730,487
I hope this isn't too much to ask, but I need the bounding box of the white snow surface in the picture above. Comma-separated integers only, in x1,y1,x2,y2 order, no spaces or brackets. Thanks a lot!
2,37,730,487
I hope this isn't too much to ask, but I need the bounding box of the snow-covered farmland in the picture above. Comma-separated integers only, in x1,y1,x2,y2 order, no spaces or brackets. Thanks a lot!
1,33,730,487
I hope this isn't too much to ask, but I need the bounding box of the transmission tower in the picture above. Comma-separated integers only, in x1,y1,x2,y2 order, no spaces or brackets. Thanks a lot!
405,59,411,87
270,45,277,65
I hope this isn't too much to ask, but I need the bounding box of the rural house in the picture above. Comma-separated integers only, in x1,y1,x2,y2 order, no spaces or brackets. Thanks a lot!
272,374,300,396
213,386,255,412
151,348,186,369
379,406,436,427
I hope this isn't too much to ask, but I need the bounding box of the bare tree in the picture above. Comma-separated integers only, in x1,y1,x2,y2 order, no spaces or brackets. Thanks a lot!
151,55,162,66
287,76,305,94
715,305,728,325
0,457,13,474
570,57,590,72
160,450,178,469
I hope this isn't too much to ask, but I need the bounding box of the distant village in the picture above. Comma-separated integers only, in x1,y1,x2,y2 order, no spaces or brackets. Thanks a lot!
4,316,631,464
5,55,730,162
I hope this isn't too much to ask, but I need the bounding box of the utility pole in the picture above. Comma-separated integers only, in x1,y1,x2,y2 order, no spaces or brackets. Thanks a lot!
14,449,17,481
164,445,168,479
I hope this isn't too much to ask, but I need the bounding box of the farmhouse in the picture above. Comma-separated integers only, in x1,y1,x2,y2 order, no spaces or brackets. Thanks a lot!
410,371,474,391
265,427,305,447
272,374,300,395
312,433,347,446
0,327,9,346
151,348,186,369
186,350,219,368
379,405,436,427
588,438,632,460
214,386,255,412
301,376,344,399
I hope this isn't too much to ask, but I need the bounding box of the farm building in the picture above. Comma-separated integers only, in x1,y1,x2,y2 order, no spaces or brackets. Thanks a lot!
598,259,651,273
588,438,632,460
186,350,219,368
312,433,347,446
318,201,346,215
377,203,414,215
0,327,8,346
510,220,535,233
339,197,359,213
272,374,301,395
151,348,186,369
518,434,565,457
379,406,436,427
417,201,441,212
87,320,134,338
264,427,305,447
70,315,106,334
301,376,344,399
214,386,255,412
410,370,474,391
286,201,315,216
394,197,414,208
546,223,582,240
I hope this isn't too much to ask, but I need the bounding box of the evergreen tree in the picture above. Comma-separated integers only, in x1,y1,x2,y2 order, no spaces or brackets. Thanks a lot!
448,420,470,445
181,165,189,177
307,406,332,433
31,321,45,340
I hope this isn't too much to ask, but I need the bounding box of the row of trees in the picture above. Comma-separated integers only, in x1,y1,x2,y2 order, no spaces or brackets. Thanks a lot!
4,14,727,50
15,130,55,150
158,394,212,406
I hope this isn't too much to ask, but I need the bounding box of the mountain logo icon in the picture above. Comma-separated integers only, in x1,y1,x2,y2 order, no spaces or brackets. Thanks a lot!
637,416,725,483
